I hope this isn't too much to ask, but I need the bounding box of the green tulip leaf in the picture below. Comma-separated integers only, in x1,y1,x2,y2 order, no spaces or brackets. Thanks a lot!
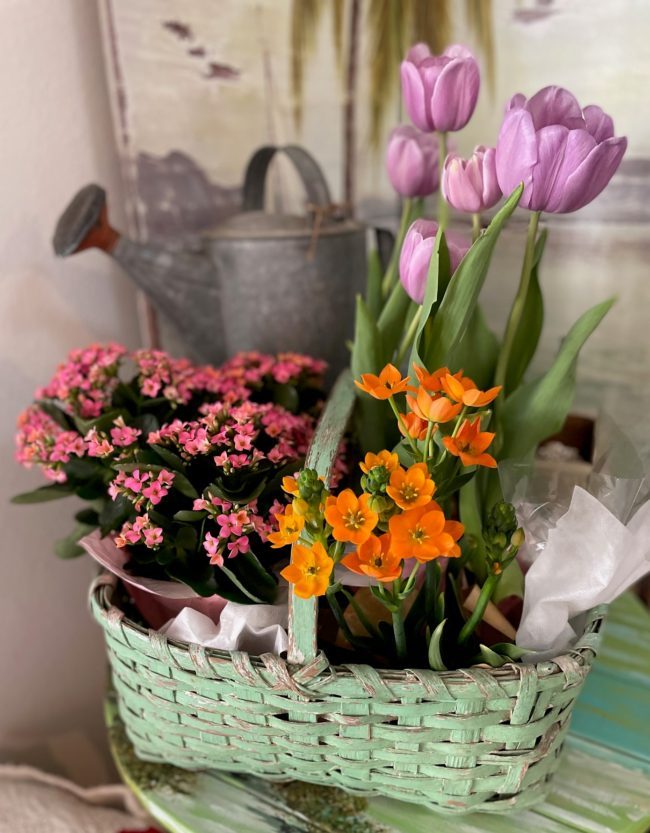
423,184,523,371
504,228,548,394
427,618,448,671
351,294,388,453
445,304,499,390
376,281,412,364
475,644,508,668
366,248,384,319
500,297,615,461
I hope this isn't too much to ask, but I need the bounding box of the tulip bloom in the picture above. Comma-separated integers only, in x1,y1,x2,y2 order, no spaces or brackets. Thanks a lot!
386,125,439,197
400,43,480,134
495,86,627,213
399,220,470,304
442,146,502,213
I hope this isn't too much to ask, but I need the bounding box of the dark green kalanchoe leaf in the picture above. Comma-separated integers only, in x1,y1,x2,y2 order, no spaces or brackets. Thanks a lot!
11,483,75,504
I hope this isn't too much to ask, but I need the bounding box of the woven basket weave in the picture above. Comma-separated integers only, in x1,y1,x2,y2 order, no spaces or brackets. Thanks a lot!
90,370,606,814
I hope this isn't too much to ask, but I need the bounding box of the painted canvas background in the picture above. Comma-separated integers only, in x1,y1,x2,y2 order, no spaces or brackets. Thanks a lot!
95,0,650,450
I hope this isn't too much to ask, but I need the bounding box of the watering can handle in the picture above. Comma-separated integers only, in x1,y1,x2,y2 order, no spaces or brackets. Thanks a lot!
242,145,332,212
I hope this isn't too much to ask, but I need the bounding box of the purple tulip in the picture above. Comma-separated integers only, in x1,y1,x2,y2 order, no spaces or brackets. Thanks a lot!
399,219,470,304
400,43,480,133
441,145,502,213
385,125,439,197
495,86,627,213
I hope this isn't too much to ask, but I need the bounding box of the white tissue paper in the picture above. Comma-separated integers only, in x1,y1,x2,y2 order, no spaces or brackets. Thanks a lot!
516,486,650,654
160,594,289,655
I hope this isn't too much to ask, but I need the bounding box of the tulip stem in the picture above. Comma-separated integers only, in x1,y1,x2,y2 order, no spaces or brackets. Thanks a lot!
392,606,408,661
458,571,501,645
494,211,541,394
472,213,481,242
382,197,413,298
437,131,450,231
395,305,422,366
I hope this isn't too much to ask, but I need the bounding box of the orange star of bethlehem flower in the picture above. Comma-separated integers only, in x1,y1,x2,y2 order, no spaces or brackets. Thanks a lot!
398,411,428,441
441,373,502,408
267,504,305,548
280,541,333,598
281,475,299,495
443,417,497,468
341,533,402,583
324,489,378,545
386,462,435,510
355,364,412,400
407,387,462,423
413,364,452,392
389,505,464,562
360,450,400,475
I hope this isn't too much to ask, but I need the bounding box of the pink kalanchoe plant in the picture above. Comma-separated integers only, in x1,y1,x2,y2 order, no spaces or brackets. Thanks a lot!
400,43,480,134
14,344,333,601
495,86,627,213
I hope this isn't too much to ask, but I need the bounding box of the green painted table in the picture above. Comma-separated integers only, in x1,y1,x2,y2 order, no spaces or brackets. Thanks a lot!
106,593,650,833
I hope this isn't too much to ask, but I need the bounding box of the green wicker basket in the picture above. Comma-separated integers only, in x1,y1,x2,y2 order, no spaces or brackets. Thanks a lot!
90,370,606,814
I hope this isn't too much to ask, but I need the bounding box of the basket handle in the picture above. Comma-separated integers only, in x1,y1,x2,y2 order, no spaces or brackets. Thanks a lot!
287,369,356,664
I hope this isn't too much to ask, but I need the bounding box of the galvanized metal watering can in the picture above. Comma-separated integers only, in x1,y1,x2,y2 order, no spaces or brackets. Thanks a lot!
53,145,367,378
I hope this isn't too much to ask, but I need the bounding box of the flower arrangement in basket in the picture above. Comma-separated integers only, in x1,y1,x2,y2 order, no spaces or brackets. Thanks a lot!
15,42,650,816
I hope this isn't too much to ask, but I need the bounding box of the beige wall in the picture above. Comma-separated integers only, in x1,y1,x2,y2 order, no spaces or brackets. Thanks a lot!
0,0,140,783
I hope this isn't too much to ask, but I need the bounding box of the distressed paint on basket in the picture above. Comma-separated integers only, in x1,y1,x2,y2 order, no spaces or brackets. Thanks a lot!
104,594,650,833
91,370,607,814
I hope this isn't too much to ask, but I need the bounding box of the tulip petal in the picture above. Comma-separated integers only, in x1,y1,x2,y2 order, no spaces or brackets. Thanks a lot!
543,128,597,212
480,146,501,208
506,93,527,112
553,135,627,213
496,108,538,206
406,42,431,63
529,124,570,211
400,61,431,132
526,85,585,130
443,44,476,61
403,236,435,303
583,104,615,142
431,56,479,132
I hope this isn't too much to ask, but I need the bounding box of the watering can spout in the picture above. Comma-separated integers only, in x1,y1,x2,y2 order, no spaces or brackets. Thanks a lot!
53,184,225,365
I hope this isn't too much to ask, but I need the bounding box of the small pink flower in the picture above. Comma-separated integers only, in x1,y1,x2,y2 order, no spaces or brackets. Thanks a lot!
227,536,250,558
203,531,223,566
123,469,150,493
217,512,242,537
110,416,142,447
143,526,164,548
141,480,168,505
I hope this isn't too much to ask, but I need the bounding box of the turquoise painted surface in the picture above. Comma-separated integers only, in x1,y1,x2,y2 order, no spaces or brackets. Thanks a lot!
106,593,650,833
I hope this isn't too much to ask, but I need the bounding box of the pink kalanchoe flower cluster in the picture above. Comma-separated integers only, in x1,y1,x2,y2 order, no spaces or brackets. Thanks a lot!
132,349,206,405
150,400,313,474
109,468,175,509
37,343,127,418
196,496,273,567
115,513,164,550
110,416,142,447
15,405,85,482
206,351,327,401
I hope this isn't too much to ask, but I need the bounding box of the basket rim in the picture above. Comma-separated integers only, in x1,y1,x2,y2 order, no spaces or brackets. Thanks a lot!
90,570,607,686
